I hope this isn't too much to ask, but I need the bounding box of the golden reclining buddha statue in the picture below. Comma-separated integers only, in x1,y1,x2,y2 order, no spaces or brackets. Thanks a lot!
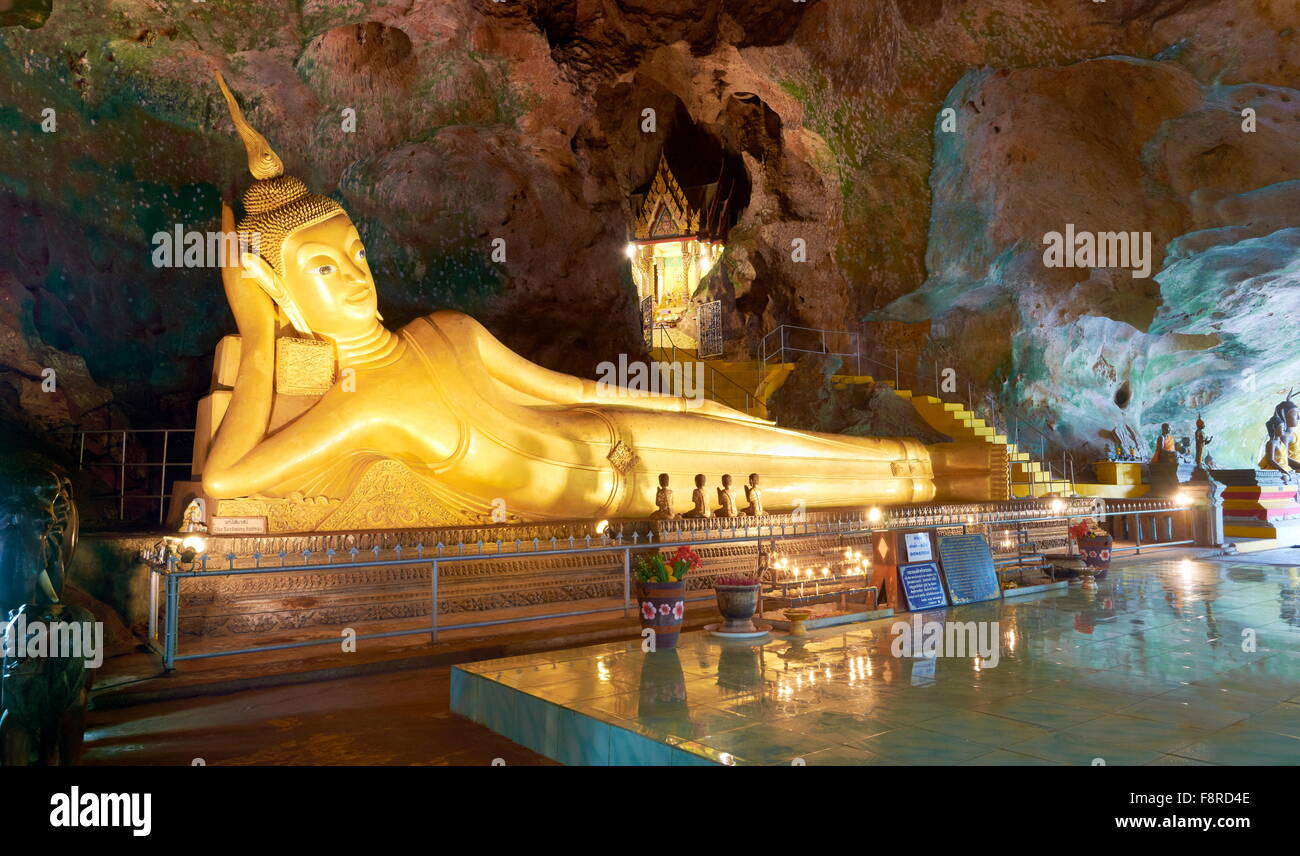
191,74,1001,532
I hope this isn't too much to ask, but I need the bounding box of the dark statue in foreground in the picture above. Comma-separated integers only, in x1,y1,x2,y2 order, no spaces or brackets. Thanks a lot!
0,461,91,765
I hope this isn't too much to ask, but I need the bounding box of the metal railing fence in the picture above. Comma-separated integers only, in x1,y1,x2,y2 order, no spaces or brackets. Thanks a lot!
146,499,1193,671
59,428,195,525
653,324,761,418
758,324,1077,494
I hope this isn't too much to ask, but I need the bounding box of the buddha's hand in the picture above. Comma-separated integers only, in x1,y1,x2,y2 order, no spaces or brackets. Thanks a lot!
220,201,276,339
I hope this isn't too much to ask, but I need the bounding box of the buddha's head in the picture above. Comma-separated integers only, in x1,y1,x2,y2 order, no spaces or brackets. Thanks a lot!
216,72,379,342
1275,396,1299,430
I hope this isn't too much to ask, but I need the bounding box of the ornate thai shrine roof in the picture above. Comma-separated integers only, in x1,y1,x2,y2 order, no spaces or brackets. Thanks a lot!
630,153,741,243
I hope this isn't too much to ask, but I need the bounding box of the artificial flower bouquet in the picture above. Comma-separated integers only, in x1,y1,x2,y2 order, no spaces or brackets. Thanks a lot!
634,545,701,583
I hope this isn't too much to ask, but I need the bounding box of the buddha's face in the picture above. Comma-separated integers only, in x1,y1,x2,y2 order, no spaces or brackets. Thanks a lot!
273,212,376,340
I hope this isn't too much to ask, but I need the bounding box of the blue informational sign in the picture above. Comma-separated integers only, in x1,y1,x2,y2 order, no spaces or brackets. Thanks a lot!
938,533,1001,605
898,561,949,611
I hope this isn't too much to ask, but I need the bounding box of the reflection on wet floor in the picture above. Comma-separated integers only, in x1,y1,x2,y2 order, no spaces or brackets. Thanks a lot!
453,558,1300,765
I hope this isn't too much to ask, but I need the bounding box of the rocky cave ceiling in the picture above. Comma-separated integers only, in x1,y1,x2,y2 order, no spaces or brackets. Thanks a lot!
0,0,1296,469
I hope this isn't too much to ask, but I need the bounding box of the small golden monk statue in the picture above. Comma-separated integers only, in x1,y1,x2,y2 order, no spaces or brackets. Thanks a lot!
649,473,677,520
683,474,710,518
743,472,764,516
715,474,739,518
192,73,1001,530
181,498,208,533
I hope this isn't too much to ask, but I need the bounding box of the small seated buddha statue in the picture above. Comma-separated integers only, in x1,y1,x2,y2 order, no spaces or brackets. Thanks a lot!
1260,414,1292,477
743,472,764,516
1150,423,1176,464
649,473,677,520
715,474,739,518
683,474,709,518
194,72,1001,530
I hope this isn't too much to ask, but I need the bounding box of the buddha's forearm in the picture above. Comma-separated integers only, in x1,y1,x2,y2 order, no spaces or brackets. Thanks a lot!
204,320,275,492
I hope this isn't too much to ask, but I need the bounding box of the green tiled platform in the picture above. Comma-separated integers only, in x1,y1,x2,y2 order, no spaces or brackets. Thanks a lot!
450,558,1300,765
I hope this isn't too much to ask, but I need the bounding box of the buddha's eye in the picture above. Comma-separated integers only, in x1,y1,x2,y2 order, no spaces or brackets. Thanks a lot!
309,264,336,276
355,248,366,262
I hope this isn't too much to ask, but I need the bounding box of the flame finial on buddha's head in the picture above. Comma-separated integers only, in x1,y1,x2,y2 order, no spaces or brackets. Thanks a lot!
214,70,343,276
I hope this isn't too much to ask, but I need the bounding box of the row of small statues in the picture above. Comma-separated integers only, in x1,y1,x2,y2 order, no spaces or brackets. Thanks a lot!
1104,417,1215,469
1151,418,1214,468
651,472,764,520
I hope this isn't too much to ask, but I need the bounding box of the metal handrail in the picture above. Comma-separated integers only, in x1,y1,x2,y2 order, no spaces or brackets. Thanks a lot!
59,428,195,524
653,324,762,418
758,324,1078,495
760,324,864,376
148,497,1193,670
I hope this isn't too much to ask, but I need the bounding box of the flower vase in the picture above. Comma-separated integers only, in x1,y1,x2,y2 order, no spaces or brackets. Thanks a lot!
1076,534,1113,579
713,583,761,633
637,580,687,650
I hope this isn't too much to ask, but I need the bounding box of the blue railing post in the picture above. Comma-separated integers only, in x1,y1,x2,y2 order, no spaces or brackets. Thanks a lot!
163,572,179,671
430,559,439,643
623,548,631,618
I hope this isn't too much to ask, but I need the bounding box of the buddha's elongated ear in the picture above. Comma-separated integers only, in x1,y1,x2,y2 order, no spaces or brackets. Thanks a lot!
240,251,314,337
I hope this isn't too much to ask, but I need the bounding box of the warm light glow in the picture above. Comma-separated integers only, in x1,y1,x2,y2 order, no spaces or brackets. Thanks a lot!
181,535,207,554
1049,498,1066,514
867,507,883,523
594,519,610,535
1173,491,1192,507
624,243,637,259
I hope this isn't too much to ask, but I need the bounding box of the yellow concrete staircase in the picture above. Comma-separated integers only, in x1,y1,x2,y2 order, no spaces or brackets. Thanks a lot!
891,390,1073,499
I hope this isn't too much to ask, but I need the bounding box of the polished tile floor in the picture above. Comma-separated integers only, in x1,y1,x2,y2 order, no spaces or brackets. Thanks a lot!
455,558,1300,765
